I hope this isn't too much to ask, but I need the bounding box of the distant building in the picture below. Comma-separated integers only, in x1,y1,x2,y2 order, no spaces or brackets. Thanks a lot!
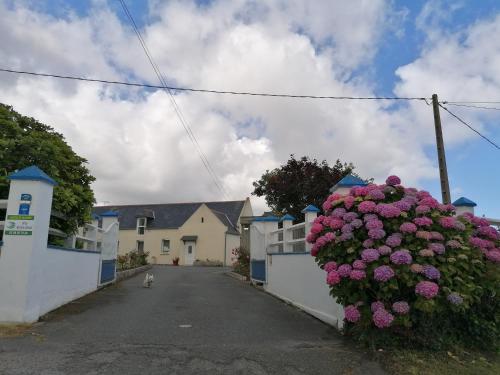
93,199,253,266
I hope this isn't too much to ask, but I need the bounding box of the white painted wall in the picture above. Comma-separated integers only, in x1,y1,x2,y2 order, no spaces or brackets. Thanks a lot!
39,247,101,316
265,253,344,329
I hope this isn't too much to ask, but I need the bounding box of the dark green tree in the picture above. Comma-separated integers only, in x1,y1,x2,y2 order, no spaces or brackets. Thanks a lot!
252,155,357,220
0,103,95,234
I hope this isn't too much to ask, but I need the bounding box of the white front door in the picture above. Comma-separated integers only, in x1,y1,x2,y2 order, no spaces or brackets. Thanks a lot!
184,241,196,265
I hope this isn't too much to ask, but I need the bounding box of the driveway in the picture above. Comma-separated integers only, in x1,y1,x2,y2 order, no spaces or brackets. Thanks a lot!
0,266,385,374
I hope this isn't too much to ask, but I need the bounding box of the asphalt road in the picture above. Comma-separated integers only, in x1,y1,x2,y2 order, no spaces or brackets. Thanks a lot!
0,266,385,374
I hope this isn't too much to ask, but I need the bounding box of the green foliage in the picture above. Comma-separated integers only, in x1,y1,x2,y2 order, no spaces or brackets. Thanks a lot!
0,103,95,234
232,247,250,278
252,155,357,220
117,250,149,271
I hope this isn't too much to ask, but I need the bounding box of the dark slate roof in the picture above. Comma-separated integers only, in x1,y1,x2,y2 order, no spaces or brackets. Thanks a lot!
92,200,245,231
211,209,240,235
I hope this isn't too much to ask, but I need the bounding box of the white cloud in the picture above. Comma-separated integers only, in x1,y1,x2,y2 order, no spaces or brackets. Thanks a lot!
4,0,497,215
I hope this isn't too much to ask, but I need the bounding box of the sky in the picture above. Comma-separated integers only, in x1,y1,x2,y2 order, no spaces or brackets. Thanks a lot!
0,0,499,217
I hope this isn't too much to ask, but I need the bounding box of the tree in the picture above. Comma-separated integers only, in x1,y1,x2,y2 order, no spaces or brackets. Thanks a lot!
252,155,357,220
0,103,95,234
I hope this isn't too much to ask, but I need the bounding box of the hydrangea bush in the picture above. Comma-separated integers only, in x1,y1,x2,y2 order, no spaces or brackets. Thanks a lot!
307,176,500,347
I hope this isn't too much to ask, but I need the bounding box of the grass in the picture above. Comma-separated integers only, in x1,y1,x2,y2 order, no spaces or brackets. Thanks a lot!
380,347,500,375
0,323,33,338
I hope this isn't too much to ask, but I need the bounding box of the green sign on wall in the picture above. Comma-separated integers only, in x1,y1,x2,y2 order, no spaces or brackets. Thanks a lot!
4,215,34,236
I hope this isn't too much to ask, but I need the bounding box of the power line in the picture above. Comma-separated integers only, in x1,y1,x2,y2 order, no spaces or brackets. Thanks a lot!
0,67,429,101
440,102,500,111
442,101,500,104
118,0,228,198
438,103,500,150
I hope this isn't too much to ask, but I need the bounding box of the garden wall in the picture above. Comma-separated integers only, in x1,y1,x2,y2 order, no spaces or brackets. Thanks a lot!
265,253,344,328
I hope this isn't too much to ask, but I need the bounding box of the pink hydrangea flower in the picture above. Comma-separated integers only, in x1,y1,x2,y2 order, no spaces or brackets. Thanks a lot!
419,249,434,257
400,222,417,233
430,232,444,241
417,190,432,200
416,231,432,240
410,264,424,273
349,270,366,280
414,217,433,227
373,309,394,328
386,175,401,186
446,239,462,249
329,218,344,230
368,189,385,200
310,223,323,234
365,219,384,230
326,270,341,285
486,250,500,263
344,305,361,323
374,265,395,282
351,186,369,197
439,216,456,229
478,226,500,240
353,260,366,270
415,281,439,299
323,261,337,272
363,239,374,248
371,301,385,312
377,245,392,255
419,197,440,209
392,301,410,315
306,233,317,244
344,195,355,210
311,244,319,256
415,205,430,214
358,200,377,213
376,204,401,218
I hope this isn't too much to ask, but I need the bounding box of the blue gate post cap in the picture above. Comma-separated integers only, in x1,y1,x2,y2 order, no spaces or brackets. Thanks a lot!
301,205,320,213
452,197,477,207
253,215,280,222
280,214,295,222
8,165,57,186
100,210,119,217
91,213,101,220
330,174,367,192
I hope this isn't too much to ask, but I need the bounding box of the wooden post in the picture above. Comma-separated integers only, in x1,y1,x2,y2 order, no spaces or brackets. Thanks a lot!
432,94,451,204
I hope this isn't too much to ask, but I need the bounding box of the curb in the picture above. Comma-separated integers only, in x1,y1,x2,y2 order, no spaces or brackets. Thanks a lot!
226,271,249,283
116,264,153,282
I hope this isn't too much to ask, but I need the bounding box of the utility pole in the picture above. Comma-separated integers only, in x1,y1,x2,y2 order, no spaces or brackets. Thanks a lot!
432,94,451,204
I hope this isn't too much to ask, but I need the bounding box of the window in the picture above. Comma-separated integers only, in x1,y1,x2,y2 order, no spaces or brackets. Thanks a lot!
188,245,193,254
161,239,170,254
137,240,144,254
137,217,146,235
201,217,204,223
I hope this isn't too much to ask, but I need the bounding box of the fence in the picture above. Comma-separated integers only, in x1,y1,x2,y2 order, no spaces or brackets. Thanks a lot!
250,206,345,329
0,166,119,323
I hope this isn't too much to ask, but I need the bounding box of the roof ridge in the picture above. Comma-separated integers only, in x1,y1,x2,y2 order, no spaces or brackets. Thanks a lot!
94,200,245,208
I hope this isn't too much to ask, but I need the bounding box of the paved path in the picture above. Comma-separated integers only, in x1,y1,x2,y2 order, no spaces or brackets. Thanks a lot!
0,266,385,374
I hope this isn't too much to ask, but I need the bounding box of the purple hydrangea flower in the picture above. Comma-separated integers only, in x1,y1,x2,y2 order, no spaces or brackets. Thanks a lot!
331,207,346,218
392,301,410,315
429,242,445,255
344,305,361,323
415,281,439,299
447,293,463,305
363,214,378,222
368,229,386,240
341,224,354,234
386,175,401,186
373,265,395,282
363,239,374,248
390,250,413,265
423,265,441,280
415,205,430,214
373,309,394,328
393,200,412,211
361,249,380,263
338,232,353,242
386,234,402,248
337,264,352,277
351,219,363,229
430,232,445,241
486,250,500,263
368,189,385,200
343,212,358,223
376,204,402,218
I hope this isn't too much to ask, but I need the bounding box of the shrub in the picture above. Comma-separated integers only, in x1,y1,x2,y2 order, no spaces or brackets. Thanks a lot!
308,175,500,349
193,259,223,267
117,250,150,271
232,247,250,278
